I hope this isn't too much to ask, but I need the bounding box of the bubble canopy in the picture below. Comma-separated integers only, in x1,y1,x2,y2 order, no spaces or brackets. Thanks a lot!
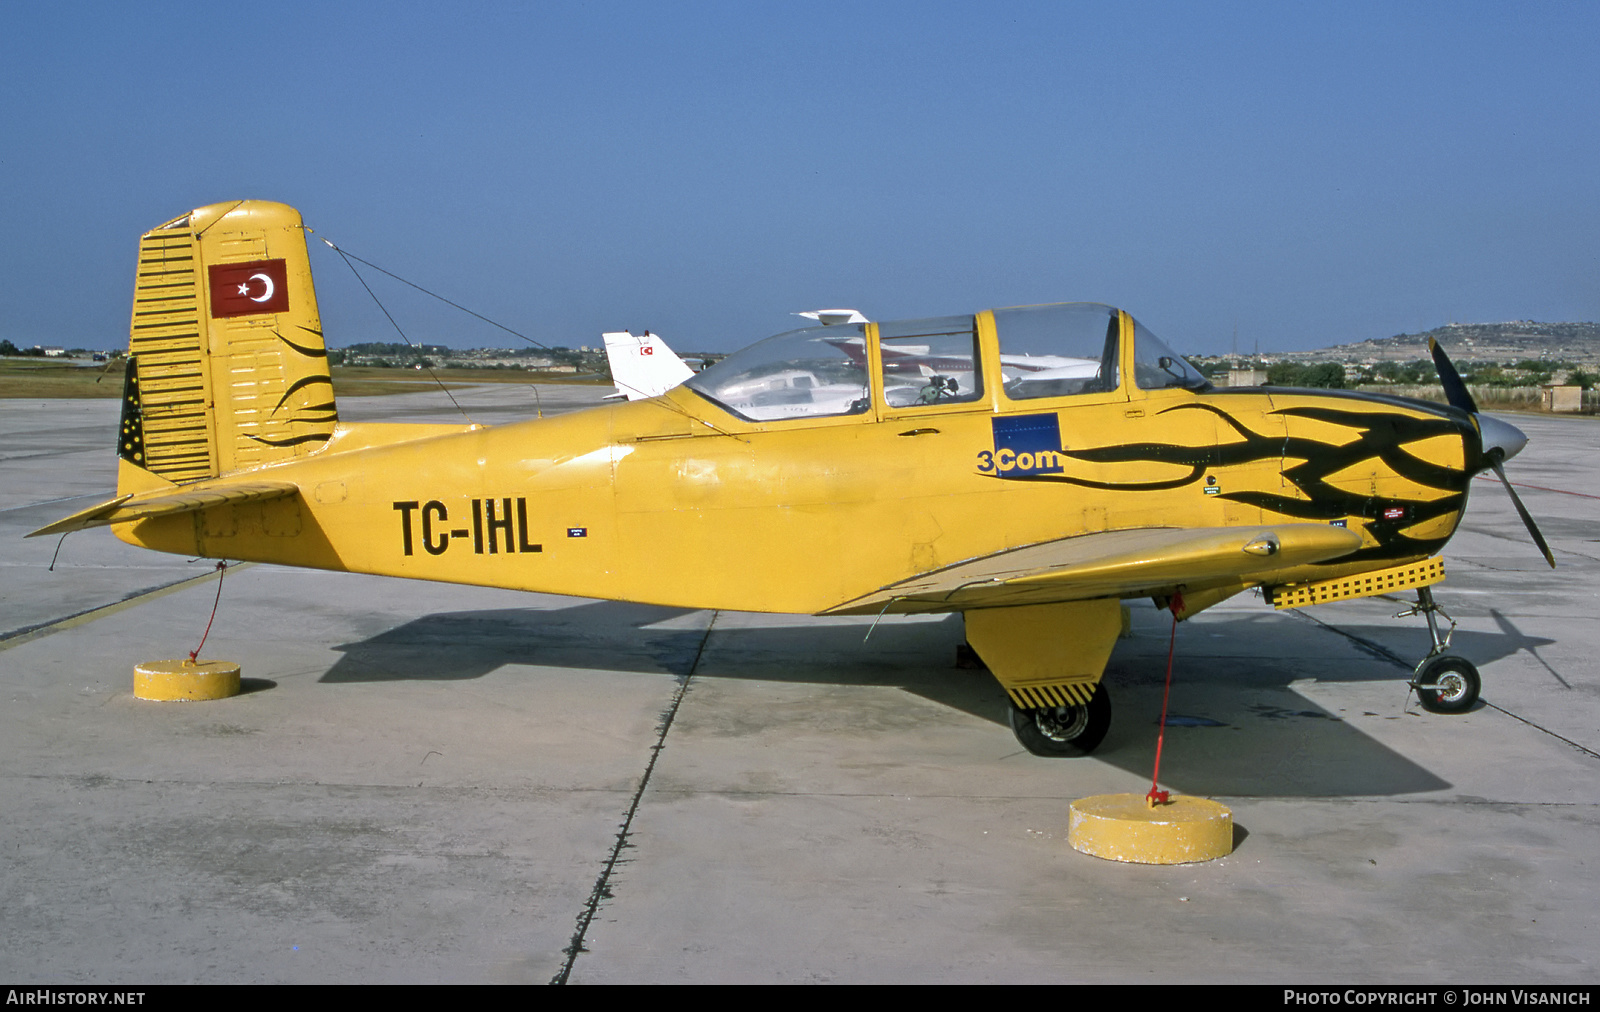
685,323,871,421
683,305,1206,421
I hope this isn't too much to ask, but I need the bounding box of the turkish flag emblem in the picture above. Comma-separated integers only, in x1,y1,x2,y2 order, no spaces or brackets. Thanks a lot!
208,259,290,318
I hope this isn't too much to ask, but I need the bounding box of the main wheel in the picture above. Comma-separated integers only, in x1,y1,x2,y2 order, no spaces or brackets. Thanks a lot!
1413,655,1480,714
1008,684,1111,756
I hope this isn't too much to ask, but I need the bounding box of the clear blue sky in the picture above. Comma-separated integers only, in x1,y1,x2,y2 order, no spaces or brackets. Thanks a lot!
2,1,1596,355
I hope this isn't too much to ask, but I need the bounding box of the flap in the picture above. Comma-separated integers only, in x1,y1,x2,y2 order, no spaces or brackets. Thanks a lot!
822,523,1364,615
27,480,300,538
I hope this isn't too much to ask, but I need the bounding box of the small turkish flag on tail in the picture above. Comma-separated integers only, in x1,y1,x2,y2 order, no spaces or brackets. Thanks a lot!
208,259,290,318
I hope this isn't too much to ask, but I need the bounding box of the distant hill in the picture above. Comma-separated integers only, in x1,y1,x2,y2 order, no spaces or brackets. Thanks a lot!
1281,321,1600,365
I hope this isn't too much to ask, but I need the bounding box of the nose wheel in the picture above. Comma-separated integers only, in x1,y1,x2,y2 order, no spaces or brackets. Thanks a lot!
1398,586,1481,713
1412,654,1480,713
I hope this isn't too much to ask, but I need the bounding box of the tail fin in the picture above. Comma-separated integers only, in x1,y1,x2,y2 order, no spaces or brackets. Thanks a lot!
123,200,335,487
601,330,696,401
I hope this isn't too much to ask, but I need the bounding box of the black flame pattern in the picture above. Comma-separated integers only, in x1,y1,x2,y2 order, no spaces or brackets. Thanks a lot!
1008,396,1477,566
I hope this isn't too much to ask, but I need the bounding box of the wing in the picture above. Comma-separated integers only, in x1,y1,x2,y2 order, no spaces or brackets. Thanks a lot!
27,480,300,538
821,523,1364,615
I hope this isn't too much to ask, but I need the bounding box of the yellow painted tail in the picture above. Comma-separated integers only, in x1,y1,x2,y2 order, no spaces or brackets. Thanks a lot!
121,200,336,488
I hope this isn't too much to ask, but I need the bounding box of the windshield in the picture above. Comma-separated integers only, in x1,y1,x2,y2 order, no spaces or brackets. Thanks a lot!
1132,316,1210,391
685,323,870,421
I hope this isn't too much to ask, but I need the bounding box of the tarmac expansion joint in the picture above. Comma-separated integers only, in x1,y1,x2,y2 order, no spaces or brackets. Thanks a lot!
551,609,719,985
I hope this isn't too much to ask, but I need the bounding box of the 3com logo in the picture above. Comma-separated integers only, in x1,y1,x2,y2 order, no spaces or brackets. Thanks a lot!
976,414,1066,477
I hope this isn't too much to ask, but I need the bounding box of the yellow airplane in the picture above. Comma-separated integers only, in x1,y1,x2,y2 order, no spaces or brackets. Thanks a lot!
32,200,1555,756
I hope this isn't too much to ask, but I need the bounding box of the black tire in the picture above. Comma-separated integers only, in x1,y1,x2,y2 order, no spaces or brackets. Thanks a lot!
1008,684,1112,756
1414,655,1480,714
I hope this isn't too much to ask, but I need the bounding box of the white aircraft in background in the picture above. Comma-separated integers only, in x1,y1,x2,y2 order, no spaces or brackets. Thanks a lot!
601,330,697,401
797,308,869,326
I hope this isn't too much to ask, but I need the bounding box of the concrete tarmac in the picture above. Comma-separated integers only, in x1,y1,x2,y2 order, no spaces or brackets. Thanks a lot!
1,384,1596,984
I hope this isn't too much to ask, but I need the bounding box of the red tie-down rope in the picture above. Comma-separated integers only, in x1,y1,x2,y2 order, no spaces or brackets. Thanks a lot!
188,561,228,663
1148,589,1185,807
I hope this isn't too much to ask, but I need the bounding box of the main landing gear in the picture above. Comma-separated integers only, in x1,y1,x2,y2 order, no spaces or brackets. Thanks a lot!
1008,685,1112,757
1398,585,1481,714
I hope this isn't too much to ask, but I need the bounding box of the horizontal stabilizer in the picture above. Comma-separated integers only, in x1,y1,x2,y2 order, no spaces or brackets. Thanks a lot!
823,524,1364,614
28,480,300,538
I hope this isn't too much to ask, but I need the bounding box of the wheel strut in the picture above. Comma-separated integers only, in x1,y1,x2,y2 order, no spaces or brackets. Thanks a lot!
1395,586,1479,713
1394,585,1456,658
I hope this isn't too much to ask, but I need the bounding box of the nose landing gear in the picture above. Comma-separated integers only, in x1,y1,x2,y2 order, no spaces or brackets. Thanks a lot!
1398,586,1480,713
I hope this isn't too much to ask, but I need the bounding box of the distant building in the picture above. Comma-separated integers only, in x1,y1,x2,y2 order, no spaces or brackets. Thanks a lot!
1541,385,1582,413
1226,367,1269,387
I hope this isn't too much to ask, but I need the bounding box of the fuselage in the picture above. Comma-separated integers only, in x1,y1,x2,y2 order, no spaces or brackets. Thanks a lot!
116,309,1481,614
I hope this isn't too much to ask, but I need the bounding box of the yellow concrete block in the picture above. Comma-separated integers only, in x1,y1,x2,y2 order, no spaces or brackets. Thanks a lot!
1068,793,1233,864
134,659,241,701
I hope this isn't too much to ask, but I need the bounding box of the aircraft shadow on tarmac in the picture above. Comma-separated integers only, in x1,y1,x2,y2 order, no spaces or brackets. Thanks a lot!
316,601,1556,798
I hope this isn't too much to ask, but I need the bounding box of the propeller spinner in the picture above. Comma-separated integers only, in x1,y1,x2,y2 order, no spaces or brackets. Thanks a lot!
1429,338,1556,568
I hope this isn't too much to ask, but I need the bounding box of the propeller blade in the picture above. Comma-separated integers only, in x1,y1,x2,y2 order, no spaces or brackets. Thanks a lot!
1430,340,1547,565
1490,458,1556,568
1429,337,1478,414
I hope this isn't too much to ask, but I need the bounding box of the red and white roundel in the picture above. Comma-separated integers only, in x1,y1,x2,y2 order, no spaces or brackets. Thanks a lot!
208,259,290,318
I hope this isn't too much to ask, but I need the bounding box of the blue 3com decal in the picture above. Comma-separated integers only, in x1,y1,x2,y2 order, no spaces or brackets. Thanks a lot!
976,414,1066,477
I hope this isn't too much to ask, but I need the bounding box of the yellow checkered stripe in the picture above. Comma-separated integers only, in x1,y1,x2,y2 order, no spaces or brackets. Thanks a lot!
1006,681,1097,709
1266,556,1445,610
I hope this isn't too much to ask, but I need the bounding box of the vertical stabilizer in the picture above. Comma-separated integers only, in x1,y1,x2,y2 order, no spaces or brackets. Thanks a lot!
602,330,696,400
125,200,335,485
